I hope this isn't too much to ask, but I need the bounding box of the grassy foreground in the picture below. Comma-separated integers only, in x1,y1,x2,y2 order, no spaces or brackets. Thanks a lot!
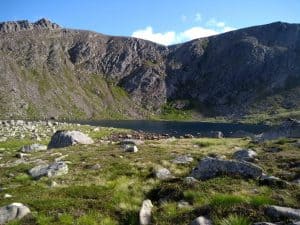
0,125,299,225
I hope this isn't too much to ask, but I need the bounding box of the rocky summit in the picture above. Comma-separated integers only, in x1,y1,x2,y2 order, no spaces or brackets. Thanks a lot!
0,19,299,120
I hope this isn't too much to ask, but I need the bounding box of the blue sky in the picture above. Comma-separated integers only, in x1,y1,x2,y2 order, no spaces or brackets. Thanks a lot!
1,0,299,45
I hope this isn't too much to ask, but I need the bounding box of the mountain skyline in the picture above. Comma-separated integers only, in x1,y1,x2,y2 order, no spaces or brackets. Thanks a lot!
1,0,299,45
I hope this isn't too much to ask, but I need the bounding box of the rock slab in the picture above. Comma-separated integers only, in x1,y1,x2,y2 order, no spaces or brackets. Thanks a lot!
191,157,263,180
29,161,68,179
48,130,94,148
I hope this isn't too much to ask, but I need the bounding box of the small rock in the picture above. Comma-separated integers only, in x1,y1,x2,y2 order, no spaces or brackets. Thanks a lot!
210,131,224,138
266,205,300,220
20,143,47,153
4,194,12,198
172,155,193,164
87,164,101,170
139,199,153,225
29,161,68,179
190,216,212,225
253,223,277,225
184,176,199,185
49,181,58,188
178,200,191,208
259,174,289,187
155,168,173,180
233,148,257,162
120,139,144,145
124,145,138,153
0,203,30,224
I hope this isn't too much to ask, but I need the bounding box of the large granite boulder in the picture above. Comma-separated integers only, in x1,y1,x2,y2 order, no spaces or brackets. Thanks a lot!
48,130,94,148
191,157,263,180
29,161,68,179
0,203,30,224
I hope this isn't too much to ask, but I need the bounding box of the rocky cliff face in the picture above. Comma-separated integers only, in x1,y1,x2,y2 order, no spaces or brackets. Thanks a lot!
0,19,299,120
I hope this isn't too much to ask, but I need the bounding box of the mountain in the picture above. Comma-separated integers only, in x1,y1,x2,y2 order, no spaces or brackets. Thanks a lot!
0,18,299,120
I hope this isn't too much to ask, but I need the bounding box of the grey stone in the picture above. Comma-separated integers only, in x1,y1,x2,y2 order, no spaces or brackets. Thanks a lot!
120,139,144,145
233,148,257,162
259,174,288,187
253,223,277,225
20,143,47,153
29,161,68,179
0,203,30,224
191,157,263,180
124,145,138,153
155,168,173,180
266,205,300,220
172,155,193,164
184,176,199,185
139,199,153,225
48,130,94,148
190,216,212,225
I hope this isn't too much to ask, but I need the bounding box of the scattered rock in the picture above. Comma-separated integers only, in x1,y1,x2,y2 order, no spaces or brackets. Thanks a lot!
0,203,30,224
139,199,153,225
177,200,191,208
120,139,144,145
259,174,289,187
266,205,300,220
172,155,193,164
190,216,212,225
48,130,94,148
184,176,199,185
233,148,257,162
29,161,68,179
266,147,282,153
155,168,173,180
4,194,12,198
20,143,47,153
87,164,101,170
257,118,300,141
191,157,263,180
210,131,224,138
124,145,138,153
253,223,277,225
16,153,30,159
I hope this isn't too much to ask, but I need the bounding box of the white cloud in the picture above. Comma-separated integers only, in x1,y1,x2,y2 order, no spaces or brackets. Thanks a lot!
206,18,236,32
195,13,202,22
178,27,218,41
132,26,176,45
131,26,218,45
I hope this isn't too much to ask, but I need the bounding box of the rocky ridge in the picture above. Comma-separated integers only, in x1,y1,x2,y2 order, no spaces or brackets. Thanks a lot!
0,19,299,119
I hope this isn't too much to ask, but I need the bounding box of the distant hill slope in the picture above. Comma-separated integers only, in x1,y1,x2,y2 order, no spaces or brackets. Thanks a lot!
0,19,299,120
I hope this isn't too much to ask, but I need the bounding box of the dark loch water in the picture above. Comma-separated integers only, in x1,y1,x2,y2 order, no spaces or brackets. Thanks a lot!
79,120,270,137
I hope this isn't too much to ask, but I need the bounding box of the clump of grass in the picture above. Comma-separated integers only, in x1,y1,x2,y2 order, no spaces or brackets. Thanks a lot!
249,195,275,207
216,214,251,225
210,194,247,209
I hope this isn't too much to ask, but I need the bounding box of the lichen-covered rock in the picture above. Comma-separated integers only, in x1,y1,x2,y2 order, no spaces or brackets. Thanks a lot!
233,148,257,162
191,157,263,180
139,199,153,225
172,155,193,164
190,216,212,225
20,143,47,152
0,203,30,224
155,168,173,180
266,205,300,220
29,161,68,179
48,130,94,148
